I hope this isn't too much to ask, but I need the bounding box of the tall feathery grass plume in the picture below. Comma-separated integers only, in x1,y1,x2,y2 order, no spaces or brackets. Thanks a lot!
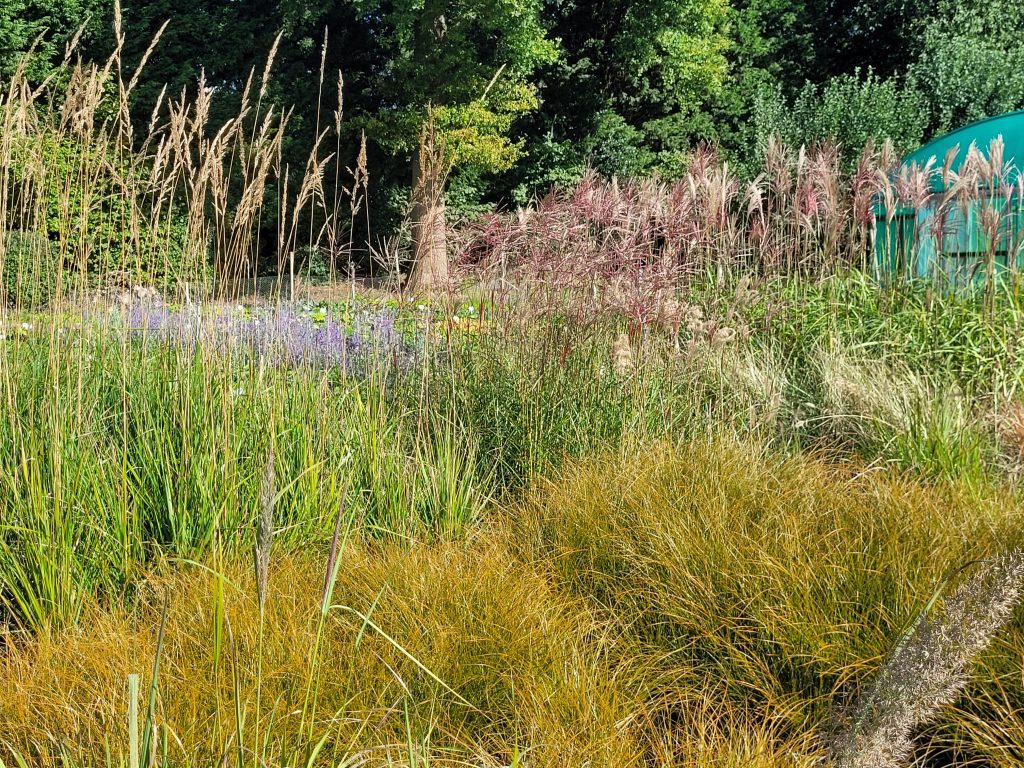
830,550,1024,768
611,332,634,377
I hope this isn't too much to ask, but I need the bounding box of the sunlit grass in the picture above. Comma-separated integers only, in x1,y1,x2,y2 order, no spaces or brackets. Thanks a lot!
3,26,1024,768
1,439,1021,766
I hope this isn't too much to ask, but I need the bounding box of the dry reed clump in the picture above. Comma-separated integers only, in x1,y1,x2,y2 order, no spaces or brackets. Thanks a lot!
814,344,921,435
659,338,788,432
716,346,788,432
453,136,1024,345
611,331,635,376
811,342,993,479
813,343,947,451
0,7,355,311
451,141,895,333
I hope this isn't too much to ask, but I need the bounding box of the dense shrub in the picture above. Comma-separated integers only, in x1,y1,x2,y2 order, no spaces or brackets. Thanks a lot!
753,69,927,166
0,230,64,308
909,0,1024,134
3,131,194,294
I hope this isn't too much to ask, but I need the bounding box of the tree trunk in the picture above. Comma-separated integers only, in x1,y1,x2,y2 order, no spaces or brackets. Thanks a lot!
406,133,448,294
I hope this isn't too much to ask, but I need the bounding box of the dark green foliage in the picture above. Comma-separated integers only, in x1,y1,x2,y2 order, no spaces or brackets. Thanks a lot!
0,0,111,82
684,0,815,169
909,0,1024,135
799,0,932,82
3,130,193,290
295,245,330,284
505,0,728,191
120,0,284,126
741,0,1024,168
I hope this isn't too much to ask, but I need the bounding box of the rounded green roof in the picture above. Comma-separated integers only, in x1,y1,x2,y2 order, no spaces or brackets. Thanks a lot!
902,109,1024,190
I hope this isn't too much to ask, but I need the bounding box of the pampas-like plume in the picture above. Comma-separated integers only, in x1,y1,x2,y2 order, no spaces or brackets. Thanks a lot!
259,31,282,103
831,550,1024,768
611,332,634,376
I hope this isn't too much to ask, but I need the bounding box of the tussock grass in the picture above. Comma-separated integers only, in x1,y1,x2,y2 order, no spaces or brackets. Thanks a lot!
2,438,1021,766
508,439,1024,763
514,441,1016,665
0,541,639,766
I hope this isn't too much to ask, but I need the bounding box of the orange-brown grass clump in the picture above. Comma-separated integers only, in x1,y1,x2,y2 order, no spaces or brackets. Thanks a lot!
507,440,1024,766
1,439,1022,767
0,542,643,767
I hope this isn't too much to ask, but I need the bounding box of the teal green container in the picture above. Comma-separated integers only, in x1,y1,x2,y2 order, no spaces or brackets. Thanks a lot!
873,110,1024,289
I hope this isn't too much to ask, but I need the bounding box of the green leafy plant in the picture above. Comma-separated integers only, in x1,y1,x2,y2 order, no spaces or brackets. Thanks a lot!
754,68,927,165
1,230,63,308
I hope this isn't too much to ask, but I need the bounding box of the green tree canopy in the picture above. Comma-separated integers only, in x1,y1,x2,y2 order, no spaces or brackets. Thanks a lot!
0,0,110,82
909,0,1024,134
504,0,729,196
281,0,556,177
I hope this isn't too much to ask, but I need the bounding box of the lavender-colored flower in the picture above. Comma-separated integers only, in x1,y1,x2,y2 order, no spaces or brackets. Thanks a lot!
116,300,416,376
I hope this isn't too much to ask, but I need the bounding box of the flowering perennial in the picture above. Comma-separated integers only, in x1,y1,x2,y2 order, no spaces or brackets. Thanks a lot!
122,302,415,373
